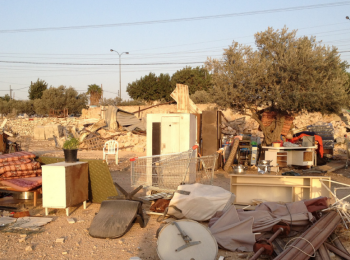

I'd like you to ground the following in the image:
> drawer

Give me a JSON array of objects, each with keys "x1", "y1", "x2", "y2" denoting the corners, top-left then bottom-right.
[{"x1": 277, "y1": 152, "x2": 287, "y2": 156}]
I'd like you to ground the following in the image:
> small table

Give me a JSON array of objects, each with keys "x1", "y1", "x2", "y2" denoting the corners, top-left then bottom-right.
[
  {"x1": 262, "y1": 146, "x2": 317, "y2": 168},
  {"x1": 42, "y1": 161, "x2": 88, "y2": 216}
]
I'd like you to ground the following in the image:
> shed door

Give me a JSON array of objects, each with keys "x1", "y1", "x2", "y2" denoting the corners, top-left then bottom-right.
[{"x1": 161, "y1": 117, "x2": 180, "y2": 154}]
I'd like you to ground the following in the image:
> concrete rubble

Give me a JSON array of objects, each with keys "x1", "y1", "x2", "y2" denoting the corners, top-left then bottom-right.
[{"x1": 3, "y1": 105, "x2": 350, "y2": 155}]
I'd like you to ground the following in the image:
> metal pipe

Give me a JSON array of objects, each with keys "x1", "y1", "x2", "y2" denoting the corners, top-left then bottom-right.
[
  {"x1": 325, "y1": 242, "x2": 350, "y2": 260},
  {"x1": 249, "y1": 228, "x2": 283, "y2": 260},
  {"x1": 315, "y1": 244, "x2": 331, "y2": 260},
  {"x1": 329, "y1": 233, "x2": 349, "y2": 254}
]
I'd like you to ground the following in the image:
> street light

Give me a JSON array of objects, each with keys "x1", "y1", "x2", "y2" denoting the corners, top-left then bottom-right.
[{"x1": 110, "y1": 49, "x2": 129, "y2": 99}]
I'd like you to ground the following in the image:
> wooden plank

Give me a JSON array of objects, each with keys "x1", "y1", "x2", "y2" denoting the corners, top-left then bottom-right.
[{"x1": 224, "y1": 138, "x2": 239, "y2": 172}]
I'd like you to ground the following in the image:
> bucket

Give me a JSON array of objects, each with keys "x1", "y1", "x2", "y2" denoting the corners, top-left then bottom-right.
[{"x1": 63, "y1": 149, "x2": 78, "y2": 163}]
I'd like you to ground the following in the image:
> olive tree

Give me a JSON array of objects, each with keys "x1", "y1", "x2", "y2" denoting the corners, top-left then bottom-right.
[
  {"x1": 206, "y1": 27, "x2": 349, "y2": 145},
  {"x1": 34, "y1": 85, "x2": 87, "y2": 115}
]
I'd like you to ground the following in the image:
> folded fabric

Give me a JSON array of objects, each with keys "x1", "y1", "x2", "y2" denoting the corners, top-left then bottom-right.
[
  {"x1": 0, "y1": 169, "x2": 42, "y2": 180},
  {"x1": 0, "y1": 176, "x2": 42, "y2": 191},
  {"x1": 0, "y1": 161, "x2": 41, "y2": 174},
  {"x1": 209, "y1": 205, "x2": 255, "y2": 252},
  {"x1": 167, "y1": 183, "x2": 235, "y2": 221},
  {"x1": 1, "y1": 173, "x2": 41, "y2": 181},
  {"x1": 255, "y1": 201, "x2": 314, "y2": 227},
  {"x1": 0, "y1": 152, "x2": 36, "y2": 163},
  {"x1": 0, "y1": 158, "x2": 32, "y2": 167},
  {"x1": 303, "y1": 197, "x2": 328, "y2": 212}
]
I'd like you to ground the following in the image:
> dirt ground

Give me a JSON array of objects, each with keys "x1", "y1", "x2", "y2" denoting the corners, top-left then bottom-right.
[{"x1": 1, "y1": 138, "x2": 350, "y2": 259}]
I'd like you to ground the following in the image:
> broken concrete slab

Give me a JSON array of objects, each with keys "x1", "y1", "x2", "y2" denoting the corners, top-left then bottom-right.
[
  {"x1": 0, "y1": 216, "x2": 16, "y2": 226},
  {"x1": 56, "y1": 238, "x2": 65, "y2": 243},
  {"x1": 44, "y1": 124, "x2": 64, "y2": 139},
  {"x1": 33, "y1": 126, "x2": 46, "y2": 140},
  {"x1": 10, "y1": 217, "x2": 52, "y2": 230},
  {"x1": 67, "y1": 218, "x2": 75, "y2": 224}
]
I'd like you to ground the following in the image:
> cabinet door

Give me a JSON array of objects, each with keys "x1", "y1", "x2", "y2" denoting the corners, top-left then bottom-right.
[
  {"x1": 161, "y1": 117, "x2": 180, "y2": 154},
  {"x1": 42, "y1": 167, "x2": 66, "y2": 208}
]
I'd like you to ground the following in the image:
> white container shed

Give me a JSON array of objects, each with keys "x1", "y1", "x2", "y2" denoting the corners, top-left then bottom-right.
[{"x1": 146, "y1": 113, "x2": 197, "y2": 156}]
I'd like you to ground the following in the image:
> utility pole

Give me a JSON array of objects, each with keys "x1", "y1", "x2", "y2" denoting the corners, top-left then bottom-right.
[{"x1": 9, "y1": 85, "x2": 12, "y2": 100}]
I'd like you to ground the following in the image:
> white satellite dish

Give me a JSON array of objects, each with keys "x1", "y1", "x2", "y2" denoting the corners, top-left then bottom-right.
[{"x1": 157, "y1": 219, "x2": 218, "y2": 260}]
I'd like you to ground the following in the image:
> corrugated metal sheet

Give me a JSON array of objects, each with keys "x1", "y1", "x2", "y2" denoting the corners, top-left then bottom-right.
[
  {"x1": 102, "y1": 106, "x2": 145, "y2": 131},
  {"x1": 117, "y1": 110, "x2": 141, "y2": 126}
]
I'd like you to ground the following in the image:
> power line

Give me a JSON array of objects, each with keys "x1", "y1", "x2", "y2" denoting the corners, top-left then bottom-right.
[
  {"x1": 1, "y1": 2, "x2": 349, "y2": 33},
  {"x1": 0, "y1": 61, "x2": 205, "y2": 66}
]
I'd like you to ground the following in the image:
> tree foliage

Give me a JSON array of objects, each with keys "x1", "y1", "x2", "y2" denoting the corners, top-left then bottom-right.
[
  {"x1": 170, "y1": 66, "x2": 212, "y2": 95},
  {"x1": 126, "y1": 67, "x2": 212, "y2": 101},
  {"x1": 0, "y1": 94, "x2": 11, "y2": 102},
  {"x1": 190, "y1": 90, "x2": 213, "y2": 104},
  {"x1": 127, "y1": 73, "x2": 173, "y2": 101},
  {"x1": 0, "y1": 100, "x2": 35, "y2": 115},
  {"x1": 87, "y1": 84, "x2": 102, "y2": 106},
  {"x1": 28, "y1": 79, "x2": 48, "y2": 100},
  {"x1": 206, "y1": 27, "x2": 349, "y2": 144},
  {"x1": 34, "y1": 86, "x2": 87, "y2": 115}
]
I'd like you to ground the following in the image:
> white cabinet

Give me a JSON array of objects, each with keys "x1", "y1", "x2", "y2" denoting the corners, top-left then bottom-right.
[
  {"x1": 42, "y1": 161, "x2": 89, "y2": 216},
  {"x1": 263, "y1": 146, "x2": 316, "y2": 167}
]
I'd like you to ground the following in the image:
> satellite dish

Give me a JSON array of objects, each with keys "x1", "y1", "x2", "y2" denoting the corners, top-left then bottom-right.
[{"x1": 157, "y1": 220, "x2": 218, "y2": 260}]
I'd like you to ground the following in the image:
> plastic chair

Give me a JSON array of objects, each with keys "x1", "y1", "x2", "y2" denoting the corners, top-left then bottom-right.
[{"x1": 103, "y1": 140, "x2": 119, "y2": 165}]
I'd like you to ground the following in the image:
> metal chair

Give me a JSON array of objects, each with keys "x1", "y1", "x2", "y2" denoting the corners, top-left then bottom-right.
[{"x1": 103, "y1": 140, "x2": 119, "y2": 165}]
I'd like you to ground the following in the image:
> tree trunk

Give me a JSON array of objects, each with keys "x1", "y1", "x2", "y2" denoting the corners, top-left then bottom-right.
[{"x1": 251, "y1": 112, "x2": 286, "y2": 146}]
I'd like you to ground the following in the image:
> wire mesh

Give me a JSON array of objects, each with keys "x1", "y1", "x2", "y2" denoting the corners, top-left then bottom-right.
[{"x1": 130, "y1": 149, "x2": 217, "y2": 192}]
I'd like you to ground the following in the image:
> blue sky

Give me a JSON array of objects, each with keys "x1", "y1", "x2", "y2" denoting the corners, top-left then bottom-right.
[{"x1": 0, "y1": 0, "x2": 349, "y2": 100}]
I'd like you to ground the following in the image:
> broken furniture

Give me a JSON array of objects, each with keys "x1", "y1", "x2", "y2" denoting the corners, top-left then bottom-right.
[
  {"x1": 103, "y1": 140, "x2": 119, "y2": 165},
  {"x1": 38, "y1": 157, "x2": 118, "y2": 203},
  {"x1": 157, "y1": 219, "x2": 218, "y2": 260},
  {"x1": 229, "y1": 174, "x2": 330, "y2": 205},
  {"x1": 89, "y1": 183, "x2": 145, "y2": 239},
  {"x1": 42, "y1": 161, "x2": 88, "y2": 216},
  {"x1": 238, "y1": 139, "x2": 252, "y2": 166},
  {"x1": 147, "y1": 113, "x2": 197, "y2": 156},
  {"x1": 263, "y1": 145, "x2": 317, "y2": 168}
]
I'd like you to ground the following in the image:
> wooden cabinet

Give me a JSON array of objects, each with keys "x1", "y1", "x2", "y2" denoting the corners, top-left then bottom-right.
[
  {"x1": 42, "y1": 161, "x2": 88, "y2": 216},
  {"x1": 229, "y1": 174, "x2": 330, "y2": 205}
]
